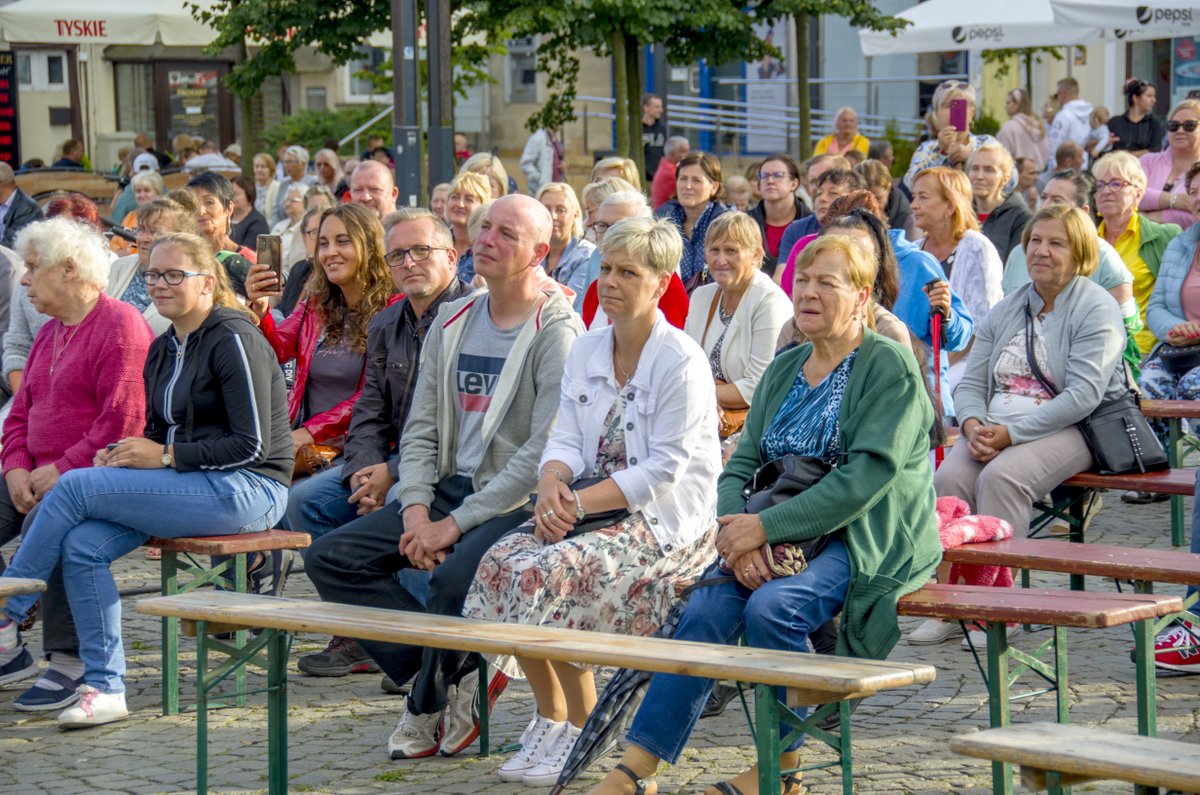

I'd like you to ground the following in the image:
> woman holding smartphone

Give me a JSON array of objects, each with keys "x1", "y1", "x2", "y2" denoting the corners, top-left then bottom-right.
[{"x1": 905, "y1": 81, "x2": 1012, "y2": 195}]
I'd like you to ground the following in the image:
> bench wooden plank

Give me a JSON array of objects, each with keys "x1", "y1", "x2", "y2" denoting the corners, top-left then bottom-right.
[
  {"x1": 137, "y1": 591, "x2": 935, "y2": 697},
  {"x1": 1062, "y1": 467, "x2": 1196, "y2": 495},
  {"x1": 897, "y1": 584, "x2": 1182, "y2": 627},
  {"x1": 942, "y1": 538, "x2": 1200, "y2": 587},
  {"x1": 950, "y1": 723, "x2": 1200, "y2": 793},
  {"x1": 146, "y1": 530, "x2": 310, "y2": 555},
  {"x1": 0, "y1": 578, "x2": 46, "y2": 599},
  {"x1": 1140, "y1": 398, "x2": 1200, "y2": 420}
]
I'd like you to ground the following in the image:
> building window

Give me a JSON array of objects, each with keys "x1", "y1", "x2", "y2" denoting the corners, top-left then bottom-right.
[
  {"x1": 114, "y1": 63, "x2": 155, "y2": 139},
  {"x1": 507, "y1": 37, "x2": 538, "y2": 104},
  {"x1": 306, "y1": 87, "x2": 327, "y2": 111},
  {"x1": 344, "y1": 46, "x2": 390, "y2": 103},
  {"x1": 16, "y1": 50, "x2": 68, "y2": 92}
]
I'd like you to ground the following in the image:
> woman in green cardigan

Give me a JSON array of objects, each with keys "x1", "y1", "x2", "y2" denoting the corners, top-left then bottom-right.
[{"x1": 588, "y1": 235, "x2": 941, "y2": 795}]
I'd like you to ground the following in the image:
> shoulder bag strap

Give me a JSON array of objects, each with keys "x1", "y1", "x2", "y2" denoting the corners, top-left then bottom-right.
[
  {"x1": 1024, "y1": 301, "x2": 1060, "y2": 398},
  {"x1": 702, "y1": 288, "x2": 723, "y2": 346}
]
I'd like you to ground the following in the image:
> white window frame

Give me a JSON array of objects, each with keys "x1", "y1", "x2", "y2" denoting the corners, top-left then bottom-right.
[
  {"x1": 342, "y1": 46, "x2": 392, "y2": 104},
  {"x1": 17, "y1": 50, "x2": 68, "y2": 92}
]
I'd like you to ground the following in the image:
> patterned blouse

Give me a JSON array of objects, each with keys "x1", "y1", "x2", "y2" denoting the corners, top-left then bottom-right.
[{"x1": 760, "y1": 349, "x2": 858, "y2": 464}]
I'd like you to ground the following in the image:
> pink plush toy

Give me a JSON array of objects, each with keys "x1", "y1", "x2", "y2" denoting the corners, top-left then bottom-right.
[{"x1": 936, "y1": 496, "x2": 1015, "y2": 588}]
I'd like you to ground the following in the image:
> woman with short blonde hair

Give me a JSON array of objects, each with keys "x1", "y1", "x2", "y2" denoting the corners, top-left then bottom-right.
[
  {"x1": 591, "y1": 157, "x2": 642, "y2": 191},
  {"x1": 969, "y1": 141, "x2": 1031, "y2": 261},
  {"x1": 445, "y1": 172, "x2": 492, "y2": 281},
  {"x1": 460, "y1": 152, "x2": 509, "y2": 198},
  {"x1": 536, "y1": 182, "x2": 595, "y2": 295}
]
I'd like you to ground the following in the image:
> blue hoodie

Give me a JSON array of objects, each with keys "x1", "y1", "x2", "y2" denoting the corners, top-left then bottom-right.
[{"x1": 888, "y1": 229, "x2": 974, "y2": 416}]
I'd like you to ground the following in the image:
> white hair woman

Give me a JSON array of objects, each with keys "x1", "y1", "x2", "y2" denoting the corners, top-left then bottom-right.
[
  {"x1": 0, "y1": 217, "x2": 153, "y2": 713},
  {"x1": 464, "y1": 215, "x2": 721, "y2": 787}
]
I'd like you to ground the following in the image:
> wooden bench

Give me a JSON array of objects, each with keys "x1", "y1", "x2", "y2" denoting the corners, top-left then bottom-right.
[
  {"x1": 137, "y1": 591, "x2": 937, "y2": 795},
  {"x1": 950, "y1": 722, "x2": 1200, "y2": 795},
  {"x1": 898, "y1": 584, "x2": 1182, "y2": 795},
  {"x1": 0, "y1": 577, "x2": 46, "y2": 609},
  {"x1": 145, "y1": 530, "x2": 310, "y2": 716},
  {"x1": 1141, "y1": 399, "x2": 1200, "y2": 548},
  {"x1": 1032, "y1": 468, "x2": 1196, "y2": 548}
]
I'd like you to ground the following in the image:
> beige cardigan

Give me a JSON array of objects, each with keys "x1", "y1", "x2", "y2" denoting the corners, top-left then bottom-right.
[{"x1": 107, "y1": 254, "x2": 171, "y2": 336}]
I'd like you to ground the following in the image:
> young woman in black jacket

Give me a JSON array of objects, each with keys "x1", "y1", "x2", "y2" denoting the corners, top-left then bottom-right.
[{"x1": 0, "y1": 232, "x2": 291, "y2": 729}]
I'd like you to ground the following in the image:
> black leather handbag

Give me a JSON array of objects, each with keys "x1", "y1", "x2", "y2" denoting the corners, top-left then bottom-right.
[
  {"x1": 1024, "y1": 303, "x2": 1167, "y2": 475},
  {"x1": 720, "y1": 455, "x2": 835, "y2": 577},
  {"x1": 1155, "y1": 342, "x2": 1200, "y2": 376}
]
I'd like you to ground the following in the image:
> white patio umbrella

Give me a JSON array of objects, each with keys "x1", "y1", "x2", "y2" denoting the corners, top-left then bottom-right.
[
  {"x1": 0, "y1": 0, "x2": 219, "y2": 46},
  {"x1": 859, "y1": 0, "x2": 1105, "y2": 56},
  {"x1": 1052, "y1": 0, "x2": 1200, "y2": 35}
]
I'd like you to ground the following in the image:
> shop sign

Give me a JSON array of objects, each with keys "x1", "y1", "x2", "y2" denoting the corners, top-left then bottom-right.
[{"x1": 0, "y1": 53, "x2": 20, "y2": 167}]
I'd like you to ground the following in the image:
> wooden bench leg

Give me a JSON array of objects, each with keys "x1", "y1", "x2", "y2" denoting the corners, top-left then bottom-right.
[
  {"x1": 1169, "y1": 418, "x2": 1186, "y2": 548},
  {"x1": 196, "y1": 619, "x2": 210, "y2": 795},
  {"x1": 984, "y1": 623, "x2": 1014, "y2": 795},
  {"x1": 754, "y1": 683, "x2": 784, "y2": 795},
  {"x1": 267, "y1": 628, "x2": 289, "y2": 795},
  {"x1": 1133, "y1": 618, "x2": 1157, "y2": 740},
  {"x1": 477, "y1": 654, "x2": 490, "y2": 757}
]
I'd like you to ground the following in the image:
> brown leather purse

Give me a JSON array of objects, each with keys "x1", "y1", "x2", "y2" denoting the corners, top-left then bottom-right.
[
  {"x1": 704, "y1": 292, "x2": 749, "y2": 439},
  {"x1": 293, "y1": 443, "x2": 340, "y2": 479}
]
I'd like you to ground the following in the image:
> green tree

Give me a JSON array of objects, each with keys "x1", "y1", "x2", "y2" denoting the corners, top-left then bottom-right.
[{"x1": 980, "y1": 47, "x2": 1065, "y2": 106}]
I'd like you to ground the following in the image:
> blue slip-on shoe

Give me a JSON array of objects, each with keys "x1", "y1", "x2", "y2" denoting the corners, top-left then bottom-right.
[
  {"x1": 0, "y1": 647, "x2": 38, "y2": 687},
  {"x1": 14, "y1": 668, "x2": 85, "y2": 711}
]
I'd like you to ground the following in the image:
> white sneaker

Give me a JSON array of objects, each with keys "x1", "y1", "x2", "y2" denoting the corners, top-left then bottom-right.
[
  {"x1": 906, "y1": 619, "x2": 961, "y2": 645},
  {"x1": 521, "y1": 721, "x2": 582, "y2": 786},
  {"x1": 387, "y1": 707, "x2": 443, "y2": 759},
  {"x1": 963, "y1": 622, "x2": 1022, "y2": 650},
  {"x1": 56, "y1": 685, "x2": 128, "y2": 729},
  {"x1": 497, "y1": 714, "x2": 568, "y2": 782}
]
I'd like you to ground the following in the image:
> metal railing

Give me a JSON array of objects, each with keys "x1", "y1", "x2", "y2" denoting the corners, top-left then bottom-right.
[
  {"x1": 339, "y1": 106, "x2": 395, "y2": 155},
  {"x1": 576, "y1": 94, "x2": 923, "y2": 155}
]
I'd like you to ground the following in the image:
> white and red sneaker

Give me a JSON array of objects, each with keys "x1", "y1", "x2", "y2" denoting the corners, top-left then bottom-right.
[
  {"x1": 1153, "y1": 618, "x2": 1200, "y2": 673},
  {"x1": 56, "y1": 685, "x2": 129, "y2": 729}
]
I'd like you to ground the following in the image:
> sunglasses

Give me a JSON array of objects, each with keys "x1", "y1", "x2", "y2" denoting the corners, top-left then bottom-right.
[{"x1": 1168, "y1": 120, "x2": 1200, "y2": 133}]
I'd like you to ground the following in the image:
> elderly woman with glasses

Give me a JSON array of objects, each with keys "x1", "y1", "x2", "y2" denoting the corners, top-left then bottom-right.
[
  {"x1": 1094, "y1": 152, "x2": 1182, "y2": 358},
  {"x1": 1138, "y1": 98, "x2": 1200, "y2": 229}
]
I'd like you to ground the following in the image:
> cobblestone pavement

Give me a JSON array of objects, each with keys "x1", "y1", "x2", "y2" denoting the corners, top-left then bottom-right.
[{"x1": 2, "y1": 490, "x2": 1199, "y2": 795}]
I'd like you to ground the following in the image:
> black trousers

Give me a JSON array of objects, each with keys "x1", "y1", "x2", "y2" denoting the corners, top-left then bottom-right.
[
  {"x1": 305, "y1": 475, "x2": 530, "y2": 715},
  {"x1": 0, "y1": 484, "x2": 79, "y2": 658}
]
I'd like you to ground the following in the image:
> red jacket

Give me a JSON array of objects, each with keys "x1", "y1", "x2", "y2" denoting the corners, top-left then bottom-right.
[
  {"x1": 258, "y1": 294, "x2": 402, "y2": 443},
  {"x1": 582, "y1": 272, "x2": 689, "y2": 329}
]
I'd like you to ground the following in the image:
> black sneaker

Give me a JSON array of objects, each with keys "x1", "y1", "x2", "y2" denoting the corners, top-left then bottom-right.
[
  {"x1": 701, "y1": 683, "x2": 740, "y2": 718},
  {"x1": 249, "y1": 549, "x2": 296, "y2": 598},
  {"x1": 0, "y1": 647, "x2": 38, "y2": 687},
  {"x1": 297, "y1": 636, "x2": 381, "y2": 677}
]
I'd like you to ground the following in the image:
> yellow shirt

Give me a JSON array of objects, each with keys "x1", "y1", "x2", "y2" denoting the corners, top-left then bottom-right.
[
  {"x1": 813, "y1": 133, "x2": 869, "y2": 157},
  {"x1": 1100, "y1": 213, "x2": 1157, "y2": 354}
]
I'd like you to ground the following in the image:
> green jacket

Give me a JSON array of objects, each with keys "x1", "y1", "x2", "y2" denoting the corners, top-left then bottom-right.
[
  {"x1": 1137, "y1": 213, "x2": 1183, "y2": 278},
  {"x1": 717, "y1": 329, "x2": 942, "y2": 661}
]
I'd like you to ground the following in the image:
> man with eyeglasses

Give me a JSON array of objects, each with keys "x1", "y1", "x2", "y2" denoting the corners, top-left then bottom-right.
[
  {"x1": 293, "y1": 208, "x2": 473, "y2": 681},
  {"x1": 306, "y1": 194, "x2": 582, "y2": 760},
  {"x1": 273, "y1": 145, "x2": 317, "y2": 226},
  {"x1": 349, "y1": 160, "x2": 401, "y2": 219}
]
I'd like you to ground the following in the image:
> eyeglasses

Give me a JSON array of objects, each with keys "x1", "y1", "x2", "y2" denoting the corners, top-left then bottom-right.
[
  {"x1": 1168, "y1": 120, "x2": 1200, "y2": 133},
  {"x1": 591, "y1": 221, "x2": 611, "y2": 236},
  {"x1": 758, "y1": 170, "x2": 791, "y2": 183},
  {"x1": 384, "y1": 245, "x2": 448, "y2": 267},
  {"x1": 142, "y1": 269, "x2": 206, "y2": 286},
  {"x1": 1095, "y1": 179, "x2": 1135, "y2": 193},
  {"x1": 303, "y1": 227, "x2": 319, "y2": 239}
]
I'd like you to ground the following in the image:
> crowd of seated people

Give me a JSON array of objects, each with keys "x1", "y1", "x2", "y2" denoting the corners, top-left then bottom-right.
[{"x1": 1, "y1": 88, "x2": 1199, "y2": 795}]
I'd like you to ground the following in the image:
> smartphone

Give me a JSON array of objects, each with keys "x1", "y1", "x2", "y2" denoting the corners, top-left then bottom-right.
[
  {"x1": 256, "y1": 234, "x2": 284, "y2": 294},
  {"x1": 949, "y1": 98, "x2": 968, "y2": 132}
]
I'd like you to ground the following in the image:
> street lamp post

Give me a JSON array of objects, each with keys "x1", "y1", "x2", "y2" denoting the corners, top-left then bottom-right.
[
  {"x1": 427, "y1": 0, "x2": 454, "y2": 189},
  {"x1": 391, "y1": 0, "x2": 422, "y2": 206}
]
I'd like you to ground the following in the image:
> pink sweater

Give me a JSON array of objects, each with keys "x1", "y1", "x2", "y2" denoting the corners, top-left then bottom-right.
[
  {"x1": 1138, "y1": 150, "x2": 1194, "y2": 230},
  {"x1": 2, "y1": 293, "x2": 152, "y2": 474}
]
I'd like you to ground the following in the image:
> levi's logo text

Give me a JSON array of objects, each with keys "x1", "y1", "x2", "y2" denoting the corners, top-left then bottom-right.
[
  {"x1": 1137, "y1": 6, "x2": 1193, "y2": 25},
  {"x1": 952, "y1": 26, "x2": 1004, "y2": 44},
  {"x1": 457, "y1": 353, "x2": 504, "y2": 413}
]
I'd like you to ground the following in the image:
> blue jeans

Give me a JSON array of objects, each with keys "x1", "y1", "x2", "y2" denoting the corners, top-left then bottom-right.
[
  {"x1": 284, "y1": 461, "x2": 402, "y2": 543},
  {"x1": 2, "y1": 466, "x2": 288, "y2": 694},
  {"x1": 625, "y1": 537, "x2": 851, "y2": 763}
]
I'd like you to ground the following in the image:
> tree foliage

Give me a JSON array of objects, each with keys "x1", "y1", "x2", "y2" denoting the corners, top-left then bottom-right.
[{"x1": 981, "y1": 47, "x2": 1065, "y2": 104}]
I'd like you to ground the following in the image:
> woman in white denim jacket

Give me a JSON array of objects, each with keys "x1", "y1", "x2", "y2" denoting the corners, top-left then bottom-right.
[{"x1": 462, "y1": 215, "x2": 721, "y2": 787}]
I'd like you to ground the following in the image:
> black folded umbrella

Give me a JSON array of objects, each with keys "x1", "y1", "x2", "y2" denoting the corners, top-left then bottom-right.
[{"x1": 551, "y1": 572, "x2": 735, "y2": 794}]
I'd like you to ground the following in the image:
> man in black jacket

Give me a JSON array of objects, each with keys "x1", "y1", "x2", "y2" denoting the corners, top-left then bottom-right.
[
  {"x1": 0, "y1": 163, "x2": 42, "y2": 249},
  {"x1": 293, "y1": 207, "x2": 471, "y2": 678}
]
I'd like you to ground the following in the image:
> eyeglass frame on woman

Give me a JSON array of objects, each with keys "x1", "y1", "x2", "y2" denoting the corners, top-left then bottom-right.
[
  {"x1": 1167, "y1": 119, "x2": 1200, "y2": 133},
  {"x1": 141, "y1": 269, "x2": 207, "y2": 286},
  {"x1": 384, "y1": 245, "x2": 449, "y2": 267},
  {"x1": 1095, "y1": 178, "x2": 1136, "y2": 193},
  {"x1": 758, "y1": 170, "x2": 791, "y2": 182}
]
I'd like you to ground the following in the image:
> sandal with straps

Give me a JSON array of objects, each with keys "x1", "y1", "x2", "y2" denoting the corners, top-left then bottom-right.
[
  {"x1": 615, "y1": 763, "x2": 653, "y2": 794},
  {"x1": 710, "y1": 772, "x2": 804, "y2": 795}
]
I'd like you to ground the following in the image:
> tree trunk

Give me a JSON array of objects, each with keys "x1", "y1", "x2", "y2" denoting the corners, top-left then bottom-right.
[
  {"x1": 624, "y1": 33, "x2": 644, "y2": 179},
  {"x1": 611, "y1": 32, "x2": 630, "y2": 158},
  {"x1": 795, "y1": 13, "x2": 812, "y2": 160},
  {"x1": 1024, "y1": 51, "x2": 1034, "y2": 101},
  {"x1": 235, "y1": 34, "x2": 259, "y2": 180}
]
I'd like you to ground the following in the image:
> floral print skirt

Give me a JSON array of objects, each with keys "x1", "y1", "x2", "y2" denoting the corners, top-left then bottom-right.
[{"x1": 462, "y1": 515, "x2": 714, "y2": 678}]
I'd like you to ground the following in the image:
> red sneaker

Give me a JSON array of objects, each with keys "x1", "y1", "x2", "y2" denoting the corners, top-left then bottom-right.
[{"x1": 1153, "y1": 618, "x2": 1200, "y2": 673}]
